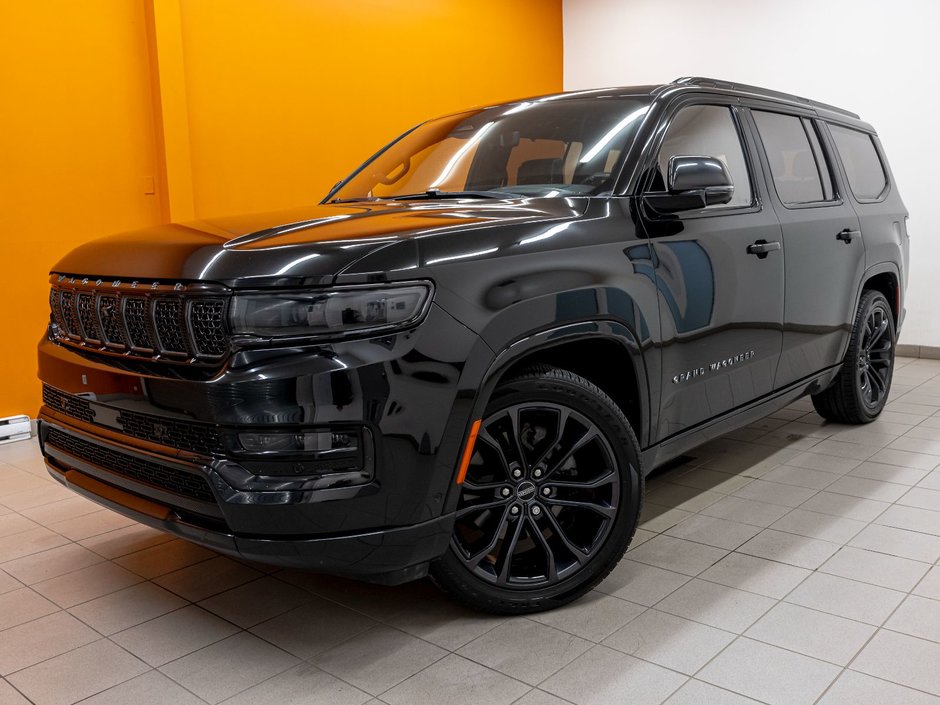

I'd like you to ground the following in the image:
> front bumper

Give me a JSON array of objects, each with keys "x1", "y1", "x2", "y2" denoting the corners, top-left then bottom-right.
[
  {"x1": 39, "y1": 415, "x2": 455, "y2": 583},
  {"x1": 36, "y1": 302, "x2": 485, "y2": 581}
]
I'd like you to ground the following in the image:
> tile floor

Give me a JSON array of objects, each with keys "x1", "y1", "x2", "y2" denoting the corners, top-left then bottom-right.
[{"x1": 1, "y1": 356, "x2": 940, "y2": 704}]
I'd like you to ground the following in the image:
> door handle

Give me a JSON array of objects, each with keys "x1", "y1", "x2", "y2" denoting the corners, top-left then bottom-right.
[
  {"x1": 746, "y1": 240, "x2": 781, "y2": 259},
  {"x1": 837, "y1": 228, "x2": 861, "y2": 243}
]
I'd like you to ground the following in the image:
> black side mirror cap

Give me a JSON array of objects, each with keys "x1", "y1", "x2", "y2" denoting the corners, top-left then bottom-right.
[{"x1": 643, "y1": 155, "x2": 735, "y2": 213}]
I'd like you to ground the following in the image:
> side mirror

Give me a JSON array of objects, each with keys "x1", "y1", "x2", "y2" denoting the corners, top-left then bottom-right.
[{"x1": 644, "y1": 156, "x2": 735, "y2": 213}]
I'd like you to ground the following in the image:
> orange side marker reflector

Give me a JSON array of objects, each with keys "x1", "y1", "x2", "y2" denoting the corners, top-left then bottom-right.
[{"x1": 456, "y1": 419, "x2": 482, "y2": 485}]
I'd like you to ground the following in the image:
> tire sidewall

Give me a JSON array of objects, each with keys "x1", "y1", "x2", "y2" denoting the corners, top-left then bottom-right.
[
  {"x1": 850, "y1": 292, "x2": 896, "y2": 421},
  {"x1": 434, "y1": 370, "x2": 642, "y2": 613}
]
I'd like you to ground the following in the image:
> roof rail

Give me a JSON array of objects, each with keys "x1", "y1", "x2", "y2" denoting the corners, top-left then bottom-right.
[{"x1": 670, "y1": 77, "x2": 860, "y2": 119}]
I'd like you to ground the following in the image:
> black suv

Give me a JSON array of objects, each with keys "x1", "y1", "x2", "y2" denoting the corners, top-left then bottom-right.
[{"x1": 38, "y1": 77, "x2": 908, "y2": 613}]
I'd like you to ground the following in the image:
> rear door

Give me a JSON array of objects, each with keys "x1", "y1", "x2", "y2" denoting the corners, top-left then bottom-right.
[
  {"x1": 745, "y1": 107, "x2": 866, "y2": 388},
  {"x1": 826, "y1": 123, "x2": 907, "y2": 305},
  {"x1": 638, "y1": 100, "x2": 785, "y2": 441}
]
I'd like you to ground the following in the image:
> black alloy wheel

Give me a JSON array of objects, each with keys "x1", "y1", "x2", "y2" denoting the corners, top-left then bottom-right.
[
  {"x1": 813, "y1": 290, "x2": 896, "y2": 423},
  {"x1": 431, "y1": 366, "x2": 643, "y2": 614},
  {"x1": 857, "y1": 303, "x2": 893, "y2": 407}
]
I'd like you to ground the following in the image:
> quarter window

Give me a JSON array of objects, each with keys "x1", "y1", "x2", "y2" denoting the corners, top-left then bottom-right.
[
  {"x1": 656, "y1": 105, "x2": 752, "y2": 209},
  {"x1": 829, "y1": 124, "x2": 888, "y2": 200},
  {"x1": 753, "y1": 110, "x2": 832, "y2": 205}
]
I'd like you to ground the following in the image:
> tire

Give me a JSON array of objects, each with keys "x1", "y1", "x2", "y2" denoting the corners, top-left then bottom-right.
[
  {"x1": 812, "y1": 290, "x2": 896, "y2": 424},
  {"x1": 431, "y1": 365, "x2": 643, "y2": 614}
]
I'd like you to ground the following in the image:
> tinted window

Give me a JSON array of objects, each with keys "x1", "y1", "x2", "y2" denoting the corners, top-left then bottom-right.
[
  {"x1": 829, "y1": 124, "x2": 887, "y2": 200},
  {"x1": 656, "y1": 105, "x2": 752, "y2": 209},
  {"x1": 753, "y1": 110, "x2": 830, "y2": 204}
]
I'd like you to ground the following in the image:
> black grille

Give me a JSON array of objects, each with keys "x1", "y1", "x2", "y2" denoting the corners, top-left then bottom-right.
[
  {"x1": 154, "y1": 298, "x2": 189, "y2": 354},
  {"x1": 42, "y1": 386, "x2": 95, "y2": 424},
  {"x1": 77, "y1": 293, "x2": 101, "y2": 341},
  {"x1": 46, "y1": 427, "x2": 215, "y2": 503},
  {"x1": 42, "y1": 385, "x2": 224, "y2": 455},
  {"x1": 49, "y1": 289, "x2": 66, "y2": 332},
  {"x1": 124, "y1": 297, "x2": 155, "y2": 350},
  {"x1": 59, "y1": 290, "x2": 80, "y2": 337},
  {"x1": 97, "y1": 295, "x2": 126, "y2": 347},
  {"x1": 49, "y1": 278, "x2": 229, "y2": 363},
  {"x1": 116, "y1": 411, "x2": 224, "y2": 455},
  {"x1": 190, "y1": 299, "x2": 228, "y2": 357}
]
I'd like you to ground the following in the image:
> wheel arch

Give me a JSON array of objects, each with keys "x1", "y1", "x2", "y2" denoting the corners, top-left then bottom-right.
[
  {"x1": 496, "y1": 337, "x2": 644, "y2": 440},
  {"x1": 859, "y1": 263, "x2": 901, "y2": 326},
  {"x1": 442, "y1": 321, "x2": 652, "y2": 515},
  {"x1": 469, "y1": 321, "x2": 651, "y2": 449}
]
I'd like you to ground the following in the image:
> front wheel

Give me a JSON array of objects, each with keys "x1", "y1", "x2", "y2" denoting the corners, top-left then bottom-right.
[
  {"x1": 812, "y1": 289, "x2": 896, "y2": 423},
  {"x1": 430, "y1": 366, "x2": 643, "y2": 614}
]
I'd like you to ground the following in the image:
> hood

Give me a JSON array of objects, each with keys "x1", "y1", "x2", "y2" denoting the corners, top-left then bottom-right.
[{"x1": 52, "y1": 198, "x2": 588, "y2": 287}]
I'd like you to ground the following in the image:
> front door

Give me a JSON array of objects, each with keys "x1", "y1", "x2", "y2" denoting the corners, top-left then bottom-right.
[
  {"x1": 745, "y1": 108, "x2": 867, "y2": 388},
  {"x1": 639, "y1": 101, "x2": 785, "y2": 441}
]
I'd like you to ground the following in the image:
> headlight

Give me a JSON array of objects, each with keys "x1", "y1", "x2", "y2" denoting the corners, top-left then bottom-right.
[{"x1": 230, "y1": 283, "x2": 431, "y2": 339}]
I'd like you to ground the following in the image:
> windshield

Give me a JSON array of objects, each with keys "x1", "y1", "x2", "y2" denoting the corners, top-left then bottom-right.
[{"x1": 329, "y1": 97, "x2": 651, "y2": 201}]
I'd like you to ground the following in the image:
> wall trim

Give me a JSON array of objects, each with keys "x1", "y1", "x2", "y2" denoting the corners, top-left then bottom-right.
[
  {"x1": 144, "y1": 0, "x2": 195, "y2": 223},
  {"x1": 897, "y1": 344, "x2": 940, "y2": 360}
]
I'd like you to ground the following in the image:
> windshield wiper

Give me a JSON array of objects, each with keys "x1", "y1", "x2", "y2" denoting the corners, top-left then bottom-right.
[
  {"x1": 329, "y1": 196, "x2": 380, "y2": 204},
  {"x1": 387, "y1": 189, "x2": 520, "y2": 201}
]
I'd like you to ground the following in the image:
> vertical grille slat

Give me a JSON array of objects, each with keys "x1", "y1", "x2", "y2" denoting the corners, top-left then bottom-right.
[
  {"x1": 59, "y1": 290, "x2": 80, "y2": 337},
  {"x1": 154, "y1": 298, "x2": 189, "y2": 355},
  {"x1": 124, "y1": 296, "x2": 155, "y2": 350},
  {"x1": 77, "y1": 294, "x2": 101, "y2": 342},
  {"x1": 190, "y1": 299, "x2": 228, "y2": 358},
  {"x1": 97, "y1": 294, "x2": 126, "y2": 348},
  {"x1": 48, "y1": 278, "x2": 229, "y2": 364},
  {"x1": 49, "y1": 288, "x2": 66, "y2": 332}
]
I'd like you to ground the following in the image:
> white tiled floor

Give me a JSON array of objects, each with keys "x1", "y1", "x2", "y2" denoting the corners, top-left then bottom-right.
[{"x1": 2, "y1": 356, "x2": 940, "y2": 704}]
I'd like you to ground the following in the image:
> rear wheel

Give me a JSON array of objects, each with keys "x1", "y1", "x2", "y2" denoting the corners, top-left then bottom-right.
[
  {"x1": 431, "y1": 366, "x2": 642, "y2": 614},
  {"x1": 812, "y1": 290, "x2": 895, "y2": 423}
]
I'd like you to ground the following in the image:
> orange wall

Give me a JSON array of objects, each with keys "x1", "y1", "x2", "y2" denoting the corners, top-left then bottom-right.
[
  {"x1": 179, "y1": 0, "x2": 564, "y2": 216},
  {"x1": 0, "y1": 0, "x2": 562, "y2": 418},
  {"x1": 0, "y1": 1, "x2": 163, "y2": 419}
]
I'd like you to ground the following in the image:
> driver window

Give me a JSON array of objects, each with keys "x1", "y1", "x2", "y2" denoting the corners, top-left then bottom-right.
[{"x1": 656, "y1": 105, "x2": 752, "y2": 209}]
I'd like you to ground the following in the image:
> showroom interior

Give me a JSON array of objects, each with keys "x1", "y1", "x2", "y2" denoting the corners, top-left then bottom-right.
[{"x1": 2, "y1": 0, "x2": 940, "y2": 703}]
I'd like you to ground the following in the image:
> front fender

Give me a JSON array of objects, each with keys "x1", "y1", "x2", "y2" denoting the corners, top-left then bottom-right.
[{"x1": 439, "y1": 316, "x2": 654, "y2": 513}]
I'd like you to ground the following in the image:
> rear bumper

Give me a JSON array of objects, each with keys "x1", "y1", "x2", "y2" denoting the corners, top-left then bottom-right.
[{"x1": 40, "y1": 418, "x2": 454, "y2": 583}]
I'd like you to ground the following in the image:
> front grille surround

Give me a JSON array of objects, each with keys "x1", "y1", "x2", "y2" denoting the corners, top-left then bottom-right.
[{"x1": 48, "y1": 275, "x2": 230, "y2": 364}]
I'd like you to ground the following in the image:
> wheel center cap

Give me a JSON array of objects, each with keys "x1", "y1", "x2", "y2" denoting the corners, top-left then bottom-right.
[{"x1": 516, "y1": 481, "x2": 537, "y2": 502}]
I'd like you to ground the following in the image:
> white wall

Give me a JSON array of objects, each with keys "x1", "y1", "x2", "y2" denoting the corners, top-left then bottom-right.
[{"x1": 564, "y1": 0, "x2": 940, "y2": 347}]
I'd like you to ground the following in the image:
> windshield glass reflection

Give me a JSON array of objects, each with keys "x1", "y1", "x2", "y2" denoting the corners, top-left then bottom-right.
[{"x1": 330, "y1": 98, "x2": 651, "y2": 202}]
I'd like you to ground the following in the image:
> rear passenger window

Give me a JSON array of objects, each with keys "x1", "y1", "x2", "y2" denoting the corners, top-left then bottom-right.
[
  {"x1": 656, "y1": 105, "x2": 752, "y2": 209},
  {"x1": 828, "y1": 124, "x2": 888, "y2": 200},
  {"x1": 753, "y1": 110, "x2": 832, "y2": 205}
]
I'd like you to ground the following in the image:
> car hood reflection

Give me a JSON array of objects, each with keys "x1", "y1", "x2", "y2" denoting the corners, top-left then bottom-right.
[{"x1": 51, "y1": 198, "x2": 588, "y2": 286}]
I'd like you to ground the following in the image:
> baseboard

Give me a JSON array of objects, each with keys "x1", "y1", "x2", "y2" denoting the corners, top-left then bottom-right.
[{"x1": 897, "y1": 344, "x2": 940, "y2": 360}]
